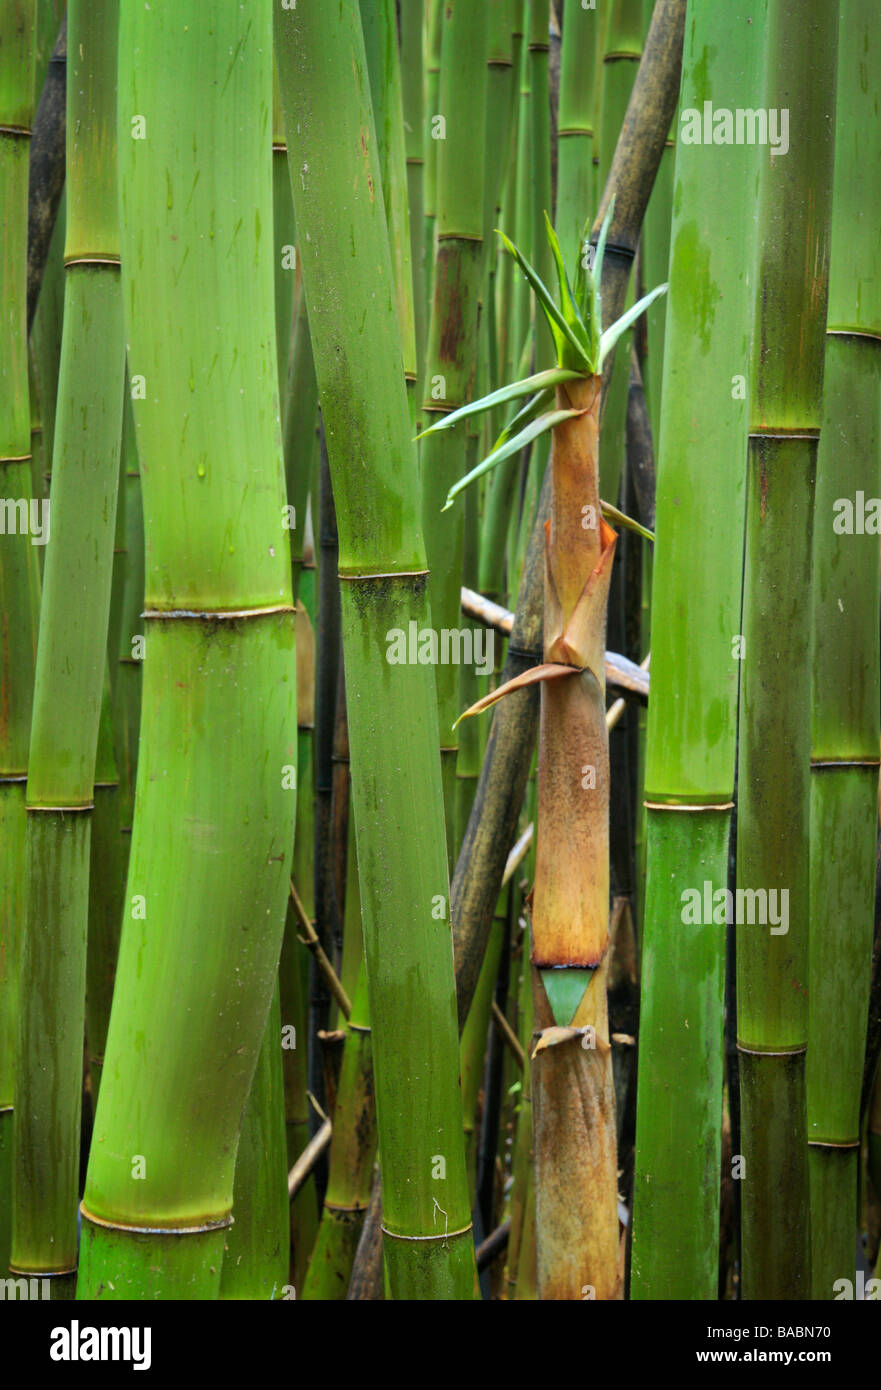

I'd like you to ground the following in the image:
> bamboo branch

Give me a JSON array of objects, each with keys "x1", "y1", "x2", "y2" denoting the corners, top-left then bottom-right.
[
  {"x1": 492, "y1": 1001, "x2": 525, "y2": 1071},
  {"x1": 607, "y1": 654, "x2": 651, "y2": 731},
  {"x1": 289, "y1": 879, "x2": 352, "y2": 1021},
  {"x1": 475, "y1": 1218, "x2": 512, "y2": 1272},
  {"x1": 288, "y1": 1119, "x2": 333, "y2": 1201},
  {"x1": 502, "y1": 823, "x2": 533, "y2": 886}
]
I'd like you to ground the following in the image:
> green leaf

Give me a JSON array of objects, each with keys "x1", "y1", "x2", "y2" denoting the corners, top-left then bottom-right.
[
  {"x1": 442, "y1": 408, "x2": 585, "y2": 511},
  {"x1": 601, "y1": 498, "x2": 655, "y2": 542},
  {"x1": 573, "y1": 212, "x2": 592, "y2": 318},
  {"x1": 415, "y1": 367, "x2": 583, "y2": 441},
  {"x1": 493, "y1": 385, "x2": 555, "y2": 453},
  {"x1": 544, "y1": 211, "x2": 590, "y2": 356},
  {"x1": 598, "y1": 282, "x2": 668, "y2": 372},
  {"x1": 497, "y1": 229, "x2": 591, "y2": 372}
]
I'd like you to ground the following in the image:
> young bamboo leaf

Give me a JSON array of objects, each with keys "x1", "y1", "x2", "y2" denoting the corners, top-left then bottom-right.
[
  {"x1": 493, "y1": 385, "x2": 555, "y2": 453},
  {"x1": 600, "y1": 499, "x2": 655, "y2": 542},
  {"x1": 415, "y1": 366, "x2": 582, "y2": 440},
  {"x1": 573, "y1": 213, "x2": 592, "y2": 321},
  {"x1": 442, "y1": 408, "x2": 585, "y2": 511},
  {"x1": 497, "y1": 229, "x2": 591, "y2": 371},
  {"x1": 543, "y1": 211, "x2": 590, "y2": 355},
  {"x1": 599, "y1": 283, "x2": 668, "y2": 372}
]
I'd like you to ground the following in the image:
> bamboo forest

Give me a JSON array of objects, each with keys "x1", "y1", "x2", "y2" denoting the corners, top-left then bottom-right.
[{"x1": 2, "y1": 0, "x2": 881, "y2": 1331}]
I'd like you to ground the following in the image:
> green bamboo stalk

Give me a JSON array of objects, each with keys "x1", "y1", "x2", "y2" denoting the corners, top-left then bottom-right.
[
  {"x1": 457, "y1": 435, "x2": 483, "y2": 847},
  {"x1": 29, "y1": 0, "x2": 66, "y2": 467},
  {"x1": 300, "y1": 935, "x2": 376, "y2": 1300},
  {"x1": 528, "y1": 0, "x2": 553, "y2": 369},
  {"x1": 401, "y1": 0, "x2": 427, "y2": 389},
  {"x1": 807, "y1": 0, "x2": 881, "y2": 1298},
  {"x1": 555, "y1": 0, "x2": 597, "y2": 266},
  {"x1": 112, "y1": 386, "x2": 143, "y2": 861},
  {"x1": 0, "y1": 0, "x2": 39, "y2": 1276},
  {"x1": 220, "y1": 986, "x2": 289, "y2": 1301},
  {"x1": 230, "y1": 82, "x2": 298, "y2": 1258},
  {"x1": 737, "y1": 0, "x2": 838, "y2": 1301},
  {"x1": 423, "y1": 0, "x2": 443, "y2": 308},
  {"x1": 638, "y1": 0, "x2": 673, "y2": 449},
  {"x1": 596, "y1": 0, "x2": 642, "y2": 505},
  {"x1": 483, "y1": 21, "x2": 531, "y2": 602},
  {"x1": 460, "y1": 918, "x2": 505, "y2": 1194},
  {"x1": 11, "y1": 0, "x2": 123, "y2": 1295},
  {"x1": 77, "y1": 0, "x2": 296, "y2": 1299},
  {"x1": 495, "y1": 1, "x2": 526, "y2": 396},
  {"x1": 630, "y1": 0, "x2": 763, "y2": 1299},
  {"x1": 360, "y1": 0, "x2": 418, "y2": 409},
  {"x1": 277, "y1": 0, "x2": 477, "y2": 1300},
  {"x1": 85, "y1": 674, "x2": 123, "y2": 1108},
  {"x1": 419, "y1": 0, "x2": 489, "y2": 859},
  {"x1": 280, "y1": 587, "x2": 319, "y2": 1287}
]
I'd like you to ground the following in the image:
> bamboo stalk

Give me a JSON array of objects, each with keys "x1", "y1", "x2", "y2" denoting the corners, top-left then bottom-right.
[
  {"x1": 360, "y1": 0, "x2": 417, "y2": 410},
  {"x1": 11, "y1": 0, "x2": 123, "y2": 1296},
  {"x1": 555, "y1": 0, "x2": 597, "y2": 265},
  {"x1": 736, "y1": 0, "x2": 839, "y2": 1301},
  {"x1": 806, "y1": 0, "x2": 881, "y2": 1298},
  {"x1": 0, "y1": 0, "x2": 39, "y2": 1276},
  {"x1": 277, "y1": 0, "x2": 477, "y2": 1299},
  {"x1": 419, "y1": 0, "x2": 490, "y2": 860},
  {"x1": 220, "y1": 986, "x2": 289, "y2": 1301},
  {"x1": 78, "y1": 0, "x2": 296, "y2": 1299},
  {"x1": 630, "y1": 0, "x2": 763, "y2": 1299}
]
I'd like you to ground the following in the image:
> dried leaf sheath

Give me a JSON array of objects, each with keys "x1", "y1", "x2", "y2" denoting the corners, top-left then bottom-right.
[
  {"x1": 458, "y1": 378, "x2": 619, "y2": 1297},
  {"x1": 531, "y1": 957, "x2": 619, "y2": 1301},
  {"x1": 438, "y1": 208, "x2": 663, "y2": 1301},
  {"x1": 531, "y1": 373, "x2": 618, "y2": 1299}
]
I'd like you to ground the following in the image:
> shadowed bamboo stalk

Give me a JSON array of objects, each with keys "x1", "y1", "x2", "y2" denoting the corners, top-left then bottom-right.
[
  {"x1": 806, "y1": 0, "x2": 881, "y2": 1298},
  {"x1": 77, "y1": 0, "x2": 296, "y2": 1299},
  {"x1": 630, "y1": 0, "x2": 763, "y2": 1300},
  {"x1": 280, "y1": 576, "x2": 319, "y2": 1288},
  {"x1": 0, "y1": 0, "x2": 39, "y2": 1275},
  {"x1": 85, "y1": 675, "x2": 124, "y2": 1109},
  {"x1": 220, "y1": 986, "x2": 289, "y2": 1301},
  {"x1": 11, "y1": 0, "x2": 124, "y2": 1298},
  {"x1": 419, "y1": 0, "x2": 490, "y2": 859},
  {"x1": 736, "y1": 0, "x2": 838, "y2": 1301}
]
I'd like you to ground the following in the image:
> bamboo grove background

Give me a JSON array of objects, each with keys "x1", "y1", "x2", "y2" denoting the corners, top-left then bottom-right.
[{"x1": 1, "y1": 0, "x2": 880, "y2": 1304}]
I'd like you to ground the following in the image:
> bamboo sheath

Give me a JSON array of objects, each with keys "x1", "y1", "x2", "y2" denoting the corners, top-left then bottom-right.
[
  {"x1": 630, "y1": 0, "x2": 763, "y2": 1299},
  {"x1": 78, "y1": 0, "x2": 296, "y2": 1299}
]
